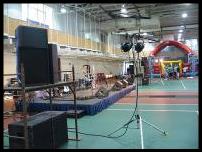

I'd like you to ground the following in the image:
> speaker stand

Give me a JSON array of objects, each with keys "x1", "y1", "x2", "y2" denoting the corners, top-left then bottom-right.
[{"x1": 134, "y1": 52, "x2": 167, "y2": 149}]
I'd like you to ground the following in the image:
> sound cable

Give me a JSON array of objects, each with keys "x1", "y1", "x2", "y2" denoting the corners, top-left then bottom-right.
[{"x1": 67, "y1": 53, "x2": 140, "y2": 139}]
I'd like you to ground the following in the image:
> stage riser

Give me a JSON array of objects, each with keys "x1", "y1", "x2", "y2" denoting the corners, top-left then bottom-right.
[{"x1": 16, "y1": 85, "x2": 135, "y2": 116}]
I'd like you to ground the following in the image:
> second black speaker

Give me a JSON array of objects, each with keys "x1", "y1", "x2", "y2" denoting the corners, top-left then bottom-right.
[{"x1": 48, "y1": 43, "x2": 59, "y2": 84}]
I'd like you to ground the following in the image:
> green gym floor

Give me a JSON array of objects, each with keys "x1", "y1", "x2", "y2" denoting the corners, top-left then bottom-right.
[{"x1": 4, "y1": 77, "x2": 198, "y2": 149}]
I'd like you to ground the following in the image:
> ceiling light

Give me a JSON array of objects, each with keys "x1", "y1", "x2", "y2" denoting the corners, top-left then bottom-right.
[
  {"x1": 143, "y1": 33, "x2": 147, "y2": 36},
  {"x1": 120, "y1": 14, "x2": 128, "y2": 17},
  {"x1": 121, "y1": 8, "x2": 127, "y2": 14},
  {"x1": 180, "y1": 25, "x2": 185, "y2": 28},
  {"x1": 155, "y1": 59, "x2": 159, "y2": 63},
  {"x1": 182, "y1": 13, "x2": 187, "y2": 18},
  {"x1": 178, "y1": 34, "x2": 182, "y2": 39},
  {"x1": 60, "y1": 7, "x2": 66, "y2": 13},
  {"x1": 179, "y1": 29, "x2": 183, "y2": 33}
]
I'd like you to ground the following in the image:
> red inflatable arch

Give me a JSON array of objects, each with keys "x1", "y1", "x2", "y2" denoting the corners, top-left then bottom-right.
[{"x1": 149, "y1": 40, "x2": 192, "y2": 56}]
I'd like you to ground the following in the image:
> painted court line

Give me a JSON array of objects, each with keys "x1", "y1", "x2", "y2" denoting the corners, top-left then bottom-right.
[
  {"x1": 180, "y1": 80, "x2": 186, "y2": 90},
  {"x1": 160, "y1": 78, "x2": 165, "y2": 86},
  {"x1": 106, "y1": 109, "x2": 198, "y2": 113},
  {"x1": 139, "y1": 116, "x2": 144, "y2": 149}
]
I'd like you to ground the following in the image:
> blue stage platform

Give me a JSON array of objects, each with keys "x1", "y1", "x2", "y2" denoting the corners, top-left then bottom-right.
[{"x1": 16, "y1": 85, "x2": 135, "y2": 116}]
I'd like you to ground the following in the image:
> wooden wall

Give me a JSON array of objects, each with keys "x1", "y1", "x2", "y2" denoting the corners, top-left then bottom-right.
[{"x1": 4, "y1": 15, "x2": 122, "y2": 56}]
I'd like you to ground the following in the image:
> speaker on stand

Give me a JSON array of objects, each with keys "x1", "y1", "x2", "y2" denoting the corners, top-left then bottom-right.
[
  {"x1": 127, "y1": 65, "x2": 134, "y2": 75},
  {"x1": 48, "y1": 43, "x2": 59, "y2": 84},
  {"x1": 58, "y1": 57, "x2": 61, "y2": 82},
  {"x1": 16, "y1": 26, "x2": 50, "y2": 87}
]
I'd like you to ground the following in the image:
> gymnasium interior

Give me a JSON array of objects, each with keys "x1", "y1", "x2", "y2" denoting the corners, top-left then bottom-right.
[{"x1": 3, "y1": 3, "x2": 198, "y2": 149}]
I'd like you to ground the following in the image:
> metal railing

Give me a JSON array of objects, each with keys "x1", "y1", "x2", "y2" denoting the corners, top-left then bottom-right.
[{"x1": 3, "y1": 64, "x2": 79, "y2": 149}]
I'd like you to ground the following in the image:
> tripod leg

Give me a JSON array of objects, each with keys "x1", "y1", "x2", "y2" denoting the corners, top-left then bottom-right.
[
  {"x1": 141, "y1": 118, "x2": 167, "y2": 135},
  {"x1": 107, "y1": 119, "x2": 134, "y2": 136}
]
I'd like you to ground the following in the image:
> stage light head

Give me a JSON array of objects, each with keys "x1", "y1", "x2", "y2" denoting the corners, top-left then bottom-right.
[
  {"x1": 135, "y1": 42, "x2": 144, "y2": 53},
  {"x1": 121, "y1": 42, "x2": 133, "y2": 52},
  {"x1": 60, "y1": 5, "x2": 66, "y2": 13}
]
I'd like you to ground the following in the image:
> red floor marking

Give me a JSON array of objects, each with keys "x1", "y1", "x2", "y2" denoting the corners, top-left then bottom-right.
[
  {"x1": 117, "y1": 91, "x2": 198, "y2": 104},
  {"x1": 129, "y1": 91, "x2": 198, "y2": 97},
  {"x1": 117, "y1": 97, "x2": 198, "y2": 104}
]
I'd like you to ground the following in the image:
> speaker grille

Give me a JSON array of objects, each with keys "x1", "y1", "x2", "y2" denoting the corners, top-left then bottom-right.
[{"x1": 16, "y1": 26, "x2": 50, "y2": 87}]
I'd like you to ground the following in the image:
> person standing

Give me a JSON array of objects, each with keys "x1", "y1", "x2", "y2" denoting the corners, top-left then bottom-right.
[
  {"x1": 164, "y1": 65, "x2": 168, "y2": 80},
  {"x1": 176, "y1": 65, "x2": 180, "y2": 79},
  {"x1": 167, "y1": 64, "x2": 171, "y2": 79},
  {"x1": 168, "y1": 64, "x2": 173, "y2": 79},
  {"x1": 173, "y1": 65, "x2": 177, "y2": 79}
]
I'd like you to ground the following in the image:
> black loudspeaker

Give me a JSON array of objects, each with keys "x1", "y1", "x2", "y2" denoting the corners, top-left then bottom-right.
[
  {"x1": 121, "y1": 42, "x2": 133, "y2": 52},
  {"x1": 121, "y1": 79, "x2": 128, "y2": 88},
  {"x1": 142, "y1": 77, "x2": 149, "y2": 85},
  {"x1": 127, "y1": 65, "x2": 134, "y2": 75},
  {"x1": 15, "y1": 26, "x2": 48, "y2": 48},
  {"x1": 48, "y1": 44, "x2": 59, "y2": 84},
  {"x1": 95, "y1": 86, "x2": 109, "y2": 99},
  {"x1": 141, "y1": 60, "x2": 144, "y2": 66},
  {"x1": 16, "y1": 26, "x2": 50, "y2": 87},
  {"x1": 58, "y1": 58, "x2": 61, "y2": 81},
  {"x1": 111, "y1": 81, "x2": 124, "y2": 91},
  {"x1": 126, "y1": 77, "x2": 134, "y2": 85},
  {"x1": 8, "y1": 111, "x2": 67, "y2": 149},
  {"x1": 135, "y1": 42, "x2": 144, "y2": 53}
]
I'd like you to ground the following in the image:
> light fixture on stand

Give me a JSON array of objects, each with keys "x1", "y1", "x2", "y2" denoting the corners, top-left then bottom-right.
[
  {"x1": 118, "y1": 32, "x2": 168, "y2": 149},
  {"x1": 182, "y1": 13, "x2": 187, "y2": 18},
  {"x1": 60, "y1": 5, "x2": 66, "y2": 13}
]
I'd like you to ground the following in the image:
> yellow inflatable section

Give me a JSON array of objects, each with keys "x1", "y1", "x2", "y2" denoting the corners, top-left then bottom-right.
[{"x1": 160, "y1": 60, "x2": 183, "y2": 75}]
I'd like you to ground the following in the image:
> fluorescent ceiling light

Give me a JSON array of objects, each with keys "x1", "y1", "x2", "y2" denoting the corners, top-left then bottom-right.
[
  {"x1": 179, "y1": 29, "x2": 183, "y2": 33},
  {"x1": 178, "y1": 34, "x2": 182, "y2": 38},
  {"x1": 121, "y1": 8, "x2": 127, "y2": 14},
  {"x1": 180, "y1": 25, "x2": 185, "y2": 28},
  {"x1": 182, "y1": 13, "x2": 187, "y2": 18},
  {"x1": 60, "y1": 7, "x2": 66, "y2": 13},
  {"x1": 142, "y1": 33, "x2": 147, "y2": 36},
  {"x1": 120, "y1": 14, "x2": 128, "y2": 17}
]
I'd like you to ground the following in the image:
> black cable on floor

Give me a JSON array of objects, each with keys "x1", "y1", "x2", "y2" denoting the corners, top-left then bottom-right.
[
  {"x1": 68, "y1": 127, "x2": 129, "y2": 139},
  {"x1": 67, "y1": 54, "x2": 140, "y2": 139}
]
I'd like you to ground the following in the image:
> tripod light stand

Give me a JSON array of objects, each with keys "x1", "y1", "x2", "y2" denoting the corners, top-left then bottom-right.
[
  {"x1": 113, "y1": 34, "x2": 168, "y2": 149},
  {"x1": 133, "y1": 50, "x2": 167, "y2": 149}
]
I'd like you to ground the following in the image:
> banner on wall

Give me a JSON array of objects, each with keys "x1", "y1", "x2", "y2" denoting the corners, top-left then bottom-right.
[{"x1": 27, "y1": 19, "x2": 49, "y2": 28}]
